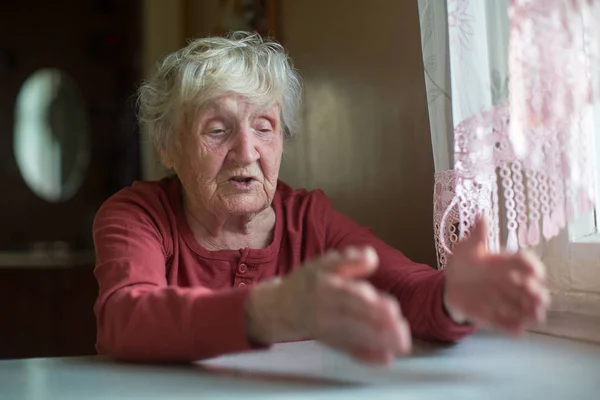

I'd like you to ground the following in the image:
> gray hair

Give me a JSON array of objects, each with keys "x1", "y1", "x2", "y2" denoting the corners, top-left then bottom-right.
[{"x1": 138, "y1": 31, "x2": 302, "y2": 153}]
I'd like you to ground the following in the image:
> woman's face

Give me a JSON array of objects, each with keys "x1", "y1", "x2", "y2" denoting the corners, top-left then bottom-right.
[{"x1": 168, "y1": 93, "x2": 284, "y2": 217}]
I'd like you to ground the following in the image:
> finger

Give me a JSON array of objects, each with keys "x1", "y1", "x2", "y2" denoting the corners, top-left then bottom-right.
[
  {"x1": 523, "y1": 277, "x2": 550, "y2": 324},
  {"x1": 347, "y1": 317, "x2": 409, "y2": 363},
  {"x1": 349, "y1": 347, "x2": 394, "y2": 365},
  {"x1": 392, "y1": 313, "x2": 412, "y2": 356},
  {"x1": 498, "y1": 267, "x2": 552, "y2": 325},
  {"x1": 524, "y1": 275, "x2": 550, "y2": 305},
  {"x1": 492, "y1": 311, "x2": 526, "y2": 337},
  {"x1": 471, "y1": 290, "x2": 524, "y2": 336},
  {"x1": 521, "y1": 251, "x2": 547, "y2": 280},
  {"x1": 380, "y1": 294, "x2": 412, "y2": 355},
  {"x1": 487, "y1": 295, "x2": 527, "y2": 337},
  {"x1": 325, "y1": 279, "x2": 381, "y2": 323},
  {"x1": 343, "y1": 246, "x2": 363, "y2": 260},
  {"x1": 333, "y1": 283, "x2": 412, "y2": 355},
  {"x1": 325, "y1": 280, "x2": 403, "y2": 333},
  {"x1": 320, "y1": 315, "x2": 396, "y2": 361},
  {"x1": 497, "y1": 270, "x2": 538, "y2": 320},
  {"x1": 325, "y1": 246, "x2": 379, "y2": 279},
  {"x1": 496, "y1": 290, "x2": 538, "y2": 333},
  {"x1": 487, "y1": 253, "x2": 547, "y2": 302},
  {"x1": 317, "y1": 291, "x2": 411, "y2": 362},
  {"x1": 501, "y1": 251, "x2": 546, "y2": 281},
  {"x1": 486, "y1": 254, "x2": 536, "y2": 281}
]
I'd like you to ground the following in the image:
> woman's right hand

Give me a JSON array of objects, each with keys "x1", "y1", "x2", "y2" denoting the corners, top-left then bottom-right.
[{"x1": 245, "y1": 247, "x2": 412, "y2": 365}]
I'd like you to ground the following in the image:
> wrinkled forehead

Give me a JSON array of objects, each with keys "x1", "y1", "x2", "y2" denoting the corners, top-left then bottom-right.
[{"x1": 196, "y1": 92, "x2": 281, "y2": 120}]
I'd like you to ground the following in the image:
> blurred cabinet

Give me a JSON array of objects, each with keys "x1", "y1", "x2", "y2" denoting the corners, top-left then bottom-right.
[
  {"x1": 0, "y1": 264, "x2": 97, "y2": 359},
  {"x1": 0, "y1": 0, "x2": 142, "y2": 359},
  {"x1": 0, "y1": 0, "x2": 142, "y2": 250}
]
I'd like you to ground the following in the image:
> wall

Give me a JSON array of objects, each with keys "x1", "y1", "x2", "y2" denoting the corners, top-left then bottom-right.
[
  {"x1": 278, "y1": 0, "x2": 436, "y2": 264},
  {"x1": 159, "y1": 0, "x2": 437, "y2": 266},
  {"x1": 140, "y1": 0, "x2": 186, "y2": 180},
  {"x1": 541, "y1": 232, "x2": 600, "y2": 317}
]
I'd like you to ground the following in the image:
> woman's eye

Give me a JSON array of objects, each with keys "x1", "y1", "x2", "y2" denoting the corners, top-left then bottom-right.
[
  {"x1": 258, "y1": 128, "x2": 272, "y2": 133},
  {"x1": 208, "y1": 129, "x2": 225, "y2": 135}
]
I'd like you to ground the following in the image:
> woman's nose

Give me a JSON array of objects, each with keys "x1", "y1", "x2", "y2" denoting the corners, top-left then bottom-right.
[{"x1": 227, "y1": 127, "x2": 260, "y2": 166}]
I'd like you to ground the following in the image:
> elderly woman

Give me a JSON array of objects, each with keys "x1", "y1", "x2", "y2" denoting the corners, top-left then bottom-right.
[{"x1": 93, "y1": 32, "x2": 549, "y2": 364}]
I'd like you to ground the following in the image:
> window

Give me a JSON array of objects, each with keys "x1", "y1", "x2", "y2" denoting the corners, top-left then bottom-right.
[
  {"x1": 568, "y1": 6, "x2": 600, "y2": 245},
  {"x1": 541, "y1": 5, "x2": 600, "y2": 320}
]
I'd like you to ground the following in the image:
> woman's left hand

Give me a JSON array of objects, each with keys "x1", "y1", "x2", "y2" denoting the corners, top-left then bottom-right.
[{"x1": 444, "y1": 217, "x2": 551, "y2": 336}]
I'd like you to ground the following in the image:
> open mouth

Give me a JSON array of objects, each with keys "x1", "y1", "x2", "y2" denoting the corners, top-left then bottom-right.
[
  {"x1": 229, "y1": 176, "x2": 254, "y2": 183},
  {"x1": 228, "y1": 176, "x2": 256, "y2": 189}
]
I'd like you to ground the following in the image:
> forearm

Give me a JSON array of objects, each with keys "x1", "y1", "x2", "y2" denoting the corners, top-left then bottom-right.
[
  {"x1": 387, "y1": 270, "x2": 475, "y2": 342},
  {"x1": 96, "y1": 285, "x2": 258, "y2": 362}
]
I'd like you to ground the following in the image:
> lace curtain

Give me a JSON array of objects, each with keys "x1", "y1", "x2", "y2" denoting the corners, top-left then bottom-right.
[{"x1": 418, "y1": 0, "x2": 600, "y2": 269}]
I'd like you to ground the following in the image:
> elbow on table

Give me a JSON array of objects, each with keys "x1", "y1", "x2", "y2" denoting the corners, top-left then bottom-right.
[
  {"x1": 95, "y1": 324, "x2": 148, "y2": 362},
  {"x1": 95, "y1": 307, "x2": 197, "y2": 363},
  {"x1": 96, "y1": 327, "x2": 196, "y2": 363}
]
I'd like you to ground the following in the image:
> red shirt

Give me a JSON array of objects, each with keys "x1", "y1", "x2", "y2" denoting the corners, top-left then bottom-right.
[{"x1": 93, "y1": 177, "x2": 474, "y2": 361}]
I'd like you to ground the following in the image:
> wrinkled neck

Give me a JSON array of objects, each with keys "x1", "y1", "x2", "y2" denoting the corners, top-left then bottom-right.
[{"x1": 182, "y1": 195, "x2": 275, "y2": 251}]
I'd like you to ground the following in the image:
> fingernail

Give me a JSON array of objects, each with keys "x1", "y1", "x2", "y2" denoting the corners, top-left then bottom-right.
[
  {"x1": 343, "y1": 247, "x2": 363, "y2": 261},
  {"x1": 363, "y1": 247, "x2": 378, "y2": 265}
]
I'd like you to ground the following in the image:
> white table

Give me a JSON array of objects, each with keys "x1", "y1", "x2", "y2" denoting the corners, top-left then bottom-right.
[{"x1": 1, "y1": 332, "x2": 599, "y2": 400}]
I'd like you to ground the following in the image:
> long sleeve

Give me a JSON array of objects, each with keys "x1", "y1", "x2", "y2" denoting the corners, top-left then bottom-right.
[
  {"x1": 93, "y1": 193, "x2": 258, "y2": 362},
  {"x1": 322, "y1": 200, "x2": 475, "y2": 342}
]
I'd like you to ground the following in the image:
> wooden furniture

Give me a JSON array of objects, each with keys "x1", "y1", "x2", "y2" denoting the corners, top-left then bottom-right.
[
  {"x1": 0, "y1": 258, "x2": 97, "y2": 359},
  {"x1": 0, "y1": 0, "x2": 141, "y2": 359}
]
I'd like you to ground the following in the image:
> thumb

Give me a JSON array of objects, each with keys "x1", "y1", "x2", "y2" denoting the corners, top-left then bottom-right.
[
  {"x1": 323, "y1": 246, "x2": 379, "y2": 279},
  {"x1": 461, "y1": 215, "x2": 489, "y2": 253}
]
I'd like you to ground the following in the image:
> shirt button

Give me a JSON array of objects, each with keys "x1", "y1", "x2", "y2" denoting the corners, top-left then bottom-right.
[
  {"x1": 238, "y1": 263, "x2": 248, "y2": 274},
  {"x1": 238, "y1": 282, "x2": 247, "y2": 288}
]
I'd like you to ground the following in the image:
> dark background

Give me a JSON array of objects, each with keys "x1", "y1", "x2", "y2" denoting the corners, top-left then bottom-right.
[{"x1": 0, "y1": 0, "x2": 142, "y2": 358}]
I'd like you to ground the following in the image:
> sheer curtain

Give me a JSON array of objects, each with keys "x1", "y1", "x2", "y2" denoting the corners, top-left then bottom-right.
[
  {"x1": 418, "y1": 0, "x2": 510, "y2": 268},
  {"x1": 418, "y1": 0, "x2": 600, "y2": 269},
  {"x1": 418, "y1": 0, "x2": 509, "y2": 171}
]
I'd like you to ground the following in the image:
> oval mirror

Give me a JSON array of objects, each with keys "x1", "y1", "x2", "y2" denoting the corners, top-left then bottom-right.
[{"x1": 14, "y1": 68, "x2": 90, "y2": 202}]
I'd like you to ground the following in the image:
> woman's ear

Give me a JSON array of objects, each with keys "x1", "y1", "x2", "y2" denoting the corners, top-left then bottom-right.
[{"x1": 156, "y1": 142, "x2": 175, "y2": 170}]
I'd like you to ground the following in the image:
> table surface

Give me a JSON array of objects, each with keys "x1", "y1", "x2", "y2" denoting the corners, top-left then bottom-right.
[{"x1": 1, "y1": 332, "x2": 599, "y2": 400}]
